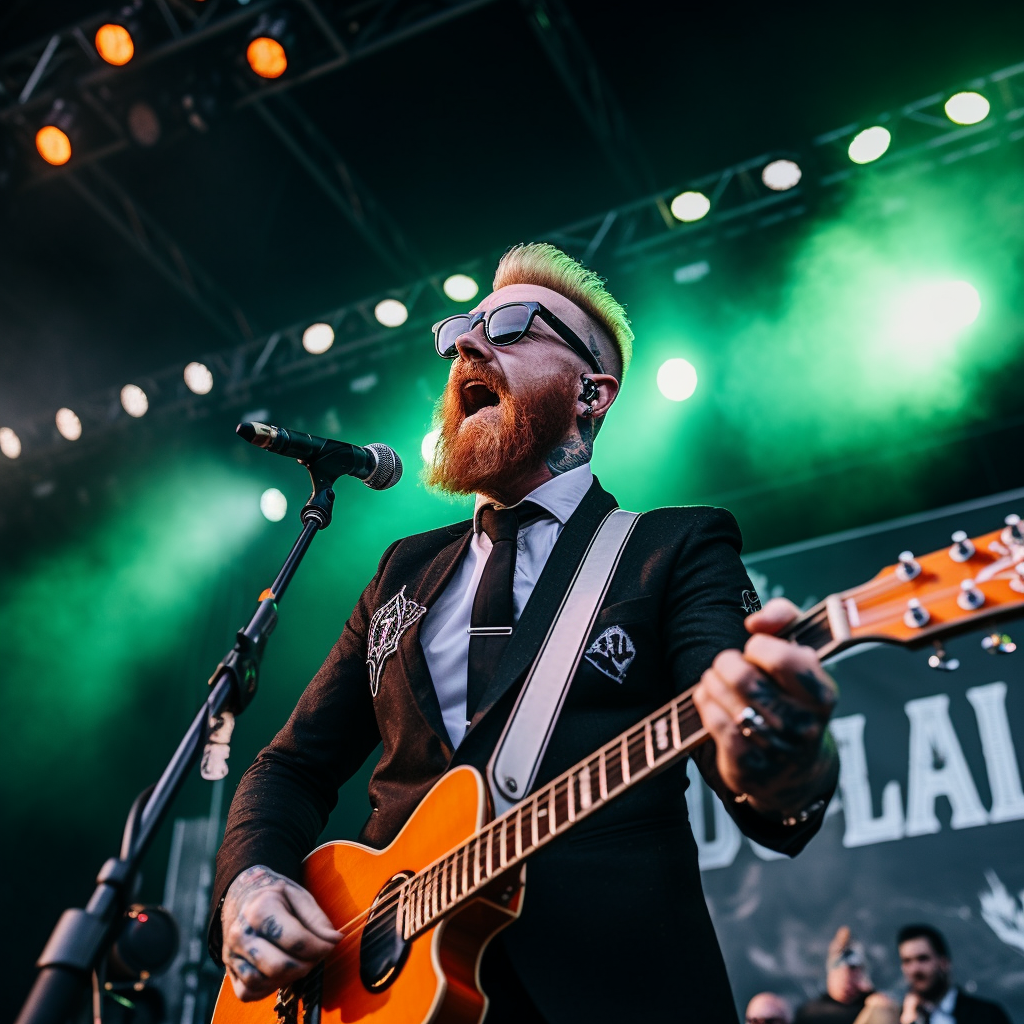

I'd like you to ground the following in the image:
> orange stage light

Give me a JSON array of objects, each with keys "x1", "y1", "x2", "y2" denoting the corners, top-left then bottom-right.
[
  {"x1": 95, "y1": 23, "x2": 134, "y2": 66},
  {"x1": 247, "y1": 37, "x2": 287, "y2": 79},
  {"x1": 36, "y1": 126, "x2": 72, "y2": 166}
]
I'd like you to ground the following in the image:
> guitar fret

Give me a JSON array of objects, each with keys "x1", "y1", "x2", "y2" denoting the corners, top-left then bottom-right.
[
  {"x1": 629, "y1": 727, "x2": 647, "y2": 778},
  {"x1": 531, "y1": 797, "x2": 540, "y2": 847},
  {"x1": 603, "y1": 744, "x2": 621, "y2": 793},
  {"x1": 450, "y1": 854, "x2": 458, "y2": 903},
  {"x1": 671, "y1": 700, "x2": 682, "y2": 749},
  {"x1": 579, "y1": 763, "x2": 592, "y2": 810},
  {"x1": 431, "y1": 864, "x2": 440, "y2": 918},
  {"x1": 515, "y1": 807, "x2": 523, "y2": 858},
  {"x1": 485, "y1": 827, "x2": 494, "y2": 877},
  {"x1": 439, "y1": 860, "x2": 448, "y2": 911},
  {"x1": 547, "y1": 784, "x2": 557, "y2": 835},
  {"x1": 461, "y1": 843, "x2": 469, "y2": 895},
  {"x1": 621, "y1": 734, "x2": 631, "y2": 784},
  {"x1": 644, "y1": 720, "x2": 655, "y2": 767},
  {"x1": 567, "y1": 770, "x2": 576, "y2": 821}
]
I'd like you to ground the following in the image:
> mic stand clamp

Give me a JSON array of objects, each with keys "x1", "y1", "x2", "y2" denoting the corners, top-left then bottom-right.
[{"x1": 18, "y1": 448, "x2": 348, "y2": 1024}]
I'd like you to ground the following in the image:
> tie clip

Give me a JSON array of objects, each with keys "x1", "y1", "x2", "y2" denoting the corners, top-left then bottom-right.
[{"x1": 467, "y1": 626, "x2": 513, "y2": 636}]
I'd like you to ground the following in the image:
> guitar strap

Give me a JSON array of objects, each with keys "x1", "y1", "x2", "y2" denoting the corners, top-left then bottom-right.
[{"x1": 486, "y1": 507, "x2": 641, "y2": 816}]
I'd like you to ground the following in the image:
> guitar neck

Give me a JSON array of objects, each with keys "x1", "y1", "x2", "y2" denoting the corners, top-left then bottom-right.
[{"x1": 400, "y1": 602, "x2": 838, "y2": 938}]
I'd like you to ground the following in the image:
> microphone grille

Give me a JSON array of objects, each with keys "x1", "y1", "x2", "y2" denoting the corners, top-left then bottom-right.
[{"x1": 363, "y1": 444, "x2": 403, "y2": 490}]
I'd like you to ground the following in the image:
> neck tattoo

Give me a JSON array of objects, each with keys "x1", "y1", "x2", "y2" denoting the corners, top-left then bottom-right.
[{"x1": 545, "y1": 414, "x2": 595, "y2": 476}]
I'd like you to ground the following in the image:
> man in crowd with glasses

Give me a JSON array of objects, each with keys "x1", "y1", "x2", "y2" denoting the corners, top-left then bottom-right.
[{"x1": 210, "y1": 243, "x2": 840, "y2": 1022}]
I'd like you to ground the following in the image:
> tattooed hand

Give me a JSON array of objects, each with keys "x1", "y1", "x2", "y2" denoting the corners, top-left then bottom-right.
[
  {"x1": 692, "y1": 597, "x2": 839, "y2": 818},
  {"x1": 221, "y1": 864, "x2": 342, "y2": 1002}
]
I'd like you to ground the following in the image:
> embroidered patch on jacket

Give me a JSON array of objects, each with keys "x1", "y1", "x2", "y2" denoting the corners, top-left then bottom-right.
[
  {"x1": 741, "y1": 589, "x2": 762, "y2": 614},
  {"x1": 585, "y1": 625, "x2": 636, "y2": 685},
  {"x1": 366, "y1": 586, "x2": 427, "y2": 697}
]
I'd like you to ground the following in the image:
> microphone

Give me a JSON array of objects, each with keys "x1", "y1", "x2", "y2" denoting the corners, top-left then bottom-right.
[{"x1": 236, "y1": 421, "x2": 402, "y2": 490}]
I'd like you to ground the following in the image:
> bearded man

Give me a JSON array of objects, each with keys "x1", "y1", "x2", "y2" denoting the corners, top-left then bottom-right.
[{"x1": 210, "y1": 242, "x2": 840, "y2": 1022}]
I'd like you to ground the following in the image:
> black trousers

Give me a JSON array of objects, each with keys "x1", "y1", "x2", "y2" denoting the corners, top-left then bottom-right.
[{"x1": 480, "y1": 935, "x2": 549, "y2": 1024}]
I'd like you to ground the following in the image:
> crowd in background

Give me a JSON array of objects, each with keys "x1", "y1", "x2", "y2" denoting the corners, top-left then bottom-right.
[{"x1": 744, "y1": 924, "x2": 1013, "y2": 1024}]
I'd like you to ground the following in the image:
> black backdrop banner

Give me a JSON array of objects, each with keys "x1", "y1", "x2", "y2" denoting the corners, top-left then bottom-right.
[{"x1": 694, "y1": 486, "x2": 1024, "y2": 1019}]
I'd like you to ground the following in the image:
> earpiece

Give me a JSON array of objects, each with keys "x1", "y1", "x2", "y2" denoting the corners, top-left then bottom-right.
[{"x1": 578, "y1": 374, "x2": 600, "y2": 409}]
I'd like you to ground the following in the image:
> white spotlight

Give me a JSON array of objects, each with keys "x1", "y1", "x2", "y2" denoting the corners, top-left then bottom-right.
[
  {"x1": 670, "y1": 191, "x2": 711, "y2": 223},
  {"x1": 302, "y1": 322, "x2": 335, "y2": 354},
  {"x1": 120, "y1": 384, "x2": 149, "y2": 418},
  {"x1": 0, "y1": 427, "x2": 21, "y2": 459},
  {"x1": 260, "y1": 487, "x2": 288, "y2": 522},
  {"x1": 56, "y1": 407, "x2": 82, "y2": 441},
  {"x1": 374, "y1": 299, "x2": 409, "y2": 328},
  {"x1": 443, "y1": 274, "x2": 479, "y2": 302},
  {"x1": 762, "y1": 159, "x2": 802, "y2": 191},
  {"x1": 656, "y1": 358, "x2": 699, "y2": 402},
  {"x1": 421, "y1": 427, "x2": 441, "y2": 464},
  {"x1": 184, "y1": 361, "x2": 213, "y2": 395}
]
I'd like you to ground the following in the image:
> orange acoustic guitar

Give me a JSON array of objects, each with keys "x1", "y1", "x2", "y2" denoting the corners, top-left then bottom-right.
[{"x1": 211, "y1": 517, "x2": 1024, "y2": 1024}]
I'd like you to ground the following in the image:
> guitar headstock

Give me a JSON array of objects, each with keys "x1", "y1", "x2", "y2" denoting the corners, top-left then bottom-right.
[{"x1": 821, "y1": 514, "x2": 1024, "y2": 656}]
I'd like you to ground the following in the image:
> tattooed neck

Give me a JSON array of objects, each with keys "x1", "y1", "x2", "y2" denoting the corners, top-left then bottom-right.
[{"x1": 545, "y1": 415, "x2": 595, "y2": 476}]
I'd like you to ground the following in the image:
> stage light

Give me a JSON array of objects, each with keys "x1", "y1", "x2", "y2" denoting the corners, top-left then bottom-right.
[
  {"x1": 656, "y1": 358, "x2": 698, "y2": 402},
  {"x1": 95, "y1": 23, "x2": 134, "y2": 66},
  {"x1": 443, "y1": 274, "x2": 479, "y2": 302},
  {"x1": 247, "y1": 37, "x2": 287, "y2": 79},
  {"x1": 375, "y1": 299, "x2": 409, "y2": 327},
  {"x1": 895, "y1": 280, "x2": 981, "y2": 347},
  {"x1": 421, "y1": 428, "x2": 441, "y2": 464},
  {"x1": 36, "y1": 125, "x2": 71, "y2": 166},
  {"x1": 183, "y1": 361, "x2": 213, "y2": 394},
  {"x1": 127, "y1": 102, "x2": 161, "y2": 147},
  {"x1": 762, "y1": 159, "x2": 802, "y2": 191},
  {"x1": 260, "y1": 487, "x2": 287, "y2": 522},
  {"x1": 674, "y1": 260, "x2": 710, "y2": 284},
  {"x1": 0, "y1": 427, "x2": 21, "y2": 459},
  {"x1": 120, "y1": 384, "x2": 148, "y2": 418},
  {"x1": 944, "y1": 91, "x2": 990, "y2": 125},
  {"x1": 848, "y1": 126, "x2": 890, "y2": 164},
  {"x1": 302, "y1": 322, "x2": 334, "y2": 354},
  {"x1": 670, "y1": 191, "x2": 711, "y2": 223},
  {"x1": 56, "y1": 407, "x2": 82, "y2": 440}
]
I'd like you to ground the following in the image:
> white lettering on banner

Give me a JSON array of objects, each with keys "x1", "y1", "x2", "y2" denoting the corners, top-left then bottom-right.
[
  {"x1": 966, "y1": 683, "x2": 1024, "y2": 823},
  {"x1": 831, "y1": 714, "x2": 905, "y2": 847},
  {"x1": 685, "y1": 759, "x2": 741, "y2": 869},
  {"x1": 905, "y1": 694, "x2": 989, "y2": 836}
]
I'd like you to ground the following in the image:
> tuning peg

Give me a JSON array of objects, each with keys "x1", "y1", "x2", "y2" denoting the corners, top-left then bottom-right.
[
  {"x1": 904, "y1": 598, "x2": 930, "y2": 628},
  {"x1": 896, "y1": 550, "x2": 921, "y2": 581},
  {"x1": 957, "y1": 579, "x2": 985, "y2": 610},
  {"x1": 1003, "y1": 514, "x2": 1024, "y2": 546},
  {"x1": 949, "y1": 530, "x2": 976, "y2": 563},
  {"x1": 928, "y1": 642, "x2": 960, "y2": 671},
  {"x1": 1011, "y1": 563, "x2": 1024, "y2": 595},
  {"x1": 981, "y1": 633, "x2": 1016, "y2": 655}
]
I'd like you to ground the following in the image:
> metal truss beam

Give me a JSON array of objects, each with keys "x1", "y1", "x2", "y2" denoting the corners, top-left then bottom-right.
[
  {"x1": 517, "y1": 0, "x2": 655, "y2": 198},
  {"x1": 3, "y1": 58, "x2": 1024, "y2": 471},
  {"x1": 66, "y1": 163, "x2": 254, "y2": 342}
]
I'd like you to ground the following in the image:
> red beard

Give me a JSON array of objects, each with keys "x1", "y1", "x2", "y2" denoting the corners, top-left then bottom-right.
[{"x1": 425, "y1": 361, "x2": 579, "y2": 500}]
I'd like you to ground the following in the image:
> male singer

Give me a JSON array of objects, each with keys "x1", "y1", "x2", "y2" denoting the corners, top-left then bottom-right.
[{"x1": 210, "y1": 242, "x2": 840, "y2": 1022}]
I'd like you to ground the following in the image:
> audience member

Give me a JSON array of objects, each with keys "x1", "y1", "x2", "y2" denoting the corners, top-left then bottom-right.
[
  {"x1": 747, "y1": 992, "x2": 794, "y2": 1024},
  {"x1": 897, "y1": 924, "x2": 1011, "y2": 1024},
  {"x1": 797, "y1": 927, "x2": 899, "y2": 1024}
]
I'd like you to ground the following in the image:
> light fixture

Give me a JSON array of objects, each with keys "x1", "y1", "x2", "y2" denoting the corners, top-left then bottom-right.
[
  {"x1": 260, "y1": 487, "x2": 288, "y2": 522},
  {"x1": 302, "y1": 322, "x2": 334, "y2": 354},
  {"x1": 761, "y1": 159, "x2": 802, "y2": 191},
  {"x1": 183, "y1": 361, "x2": 213, "y2": 394},
  {"x1": 127, "y1": 102, "x2": 161, "y2": 147},
  {"x1": 848, "y1": 126, "x2": 891, "y2": 164},
  {"x1": 443, "y1": 274, "x2": 479, "y2": 302},
  {"x1": 0, "y1": 426, "x2": 21, "y2": 459},
  {"x1": 374, "y1": 299, "x2": 409, "y2": 327},
  {"x1": 36, "y1": 125, "x2": 71, "y2": 166},
  {"x1": 120, "y1": 384, "x2": 149, "y2": 418},
  {"x1": 421, "y1": 428, "x2": 441, "y2": 464},
  {"x1": 656, "y1": 358, "x2": 699, "y2": 402},
  {"x1": 95, "y1": 23, "x2": 134, "y2": 66},
  {"x1": 56, "y1": 407, "x2": 82, "y2": 440},
  {"x1": 669, "y1": 191, "x2": 710, "y2": 223},
  {"x1": 247, "y1": 37, "x2": 287, "y2": 78},
  {"x1": 944, "y1": 91, "x2": 990, "y2": 126}
]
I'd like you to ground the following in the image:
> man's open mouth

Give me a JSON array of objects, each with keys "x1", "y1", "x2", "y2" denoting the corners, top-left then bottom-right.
[{"x1": 461, "y1": 380, "x2": 501, "y2": 417}]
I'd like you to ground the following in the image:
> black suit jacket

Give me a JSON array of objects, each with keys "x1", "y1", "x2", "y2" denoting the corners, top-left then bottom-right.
[
  {"x1": 954, "y1": 991, "x2": 1014, "y2": 1024},
  {"x1": 211, "y1": 477, "x2": 831, "y2": 1022}
]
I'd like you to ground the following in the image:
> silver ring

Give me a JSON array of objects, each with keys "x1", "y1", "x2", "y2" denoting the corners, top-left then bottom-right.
[{"x1": 736, "y1": 705, "x2": 766, "y2": 738}]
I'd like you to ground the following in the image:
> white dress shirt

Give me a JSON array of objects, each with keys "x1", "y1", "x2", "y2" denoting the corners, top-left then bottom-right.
[
  {"x1": 928, "y1": 986, "x2": 958, "y2": 1024},
  {"x1": 420, "y1": 463, "x2": 594, "y2": 748}
]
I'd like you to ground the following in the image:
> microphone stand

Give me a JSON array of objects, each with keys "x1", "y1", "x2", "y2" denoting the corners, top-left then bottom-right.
[{"x1": 17, "y1": 451, "x2": 347, "y2": 1024}]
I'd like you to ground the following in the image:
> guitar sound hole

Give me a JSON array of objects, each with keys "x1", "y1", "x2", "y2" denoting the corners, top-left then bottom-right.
[{"x1": 359, "y1": 872, "x2": 412, "y2": 993}]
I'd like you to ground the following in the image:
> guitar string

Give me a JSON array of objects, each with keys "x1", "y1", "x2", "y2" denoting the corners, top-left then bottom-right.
[{"x1": 319, "y1": 701, "x2": 709, "y2": 950}]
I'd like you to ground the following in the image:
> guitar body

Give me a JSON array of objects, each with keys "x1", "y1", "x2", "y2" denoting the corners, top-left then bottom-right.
[{"x1": 211, "y1": 765, "x2": 525, "y2": 1024}]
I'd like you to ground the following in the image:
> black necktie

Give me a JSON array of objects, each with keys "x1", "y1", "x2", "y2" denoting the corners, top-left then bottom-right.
[{"x1": 466, "y1": 504, "x2": 541, "y2": 721}]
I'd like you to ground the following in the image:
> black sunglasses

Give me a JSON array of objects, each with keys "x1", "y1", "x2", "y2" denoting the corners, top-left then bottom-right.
[{"x1": 432, "y1": 301, "x2": 603, "y2": 374}]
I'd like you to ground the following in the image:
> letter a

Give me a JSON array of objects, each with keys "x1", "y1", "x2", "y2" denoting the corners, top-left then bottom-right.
[{"x1": 967, "y1": 682, "x2": 1024, "y2": 823}]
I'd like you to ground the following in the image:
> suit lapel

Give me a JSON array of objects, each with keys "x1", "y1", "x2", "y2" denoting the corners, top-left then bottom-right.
[
  {"x1": 452, "y1": 477, "x2": 617, "y2": 767},
  {"x1": 396, "y1": 522, "x2": 473, "y2": 752}
]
